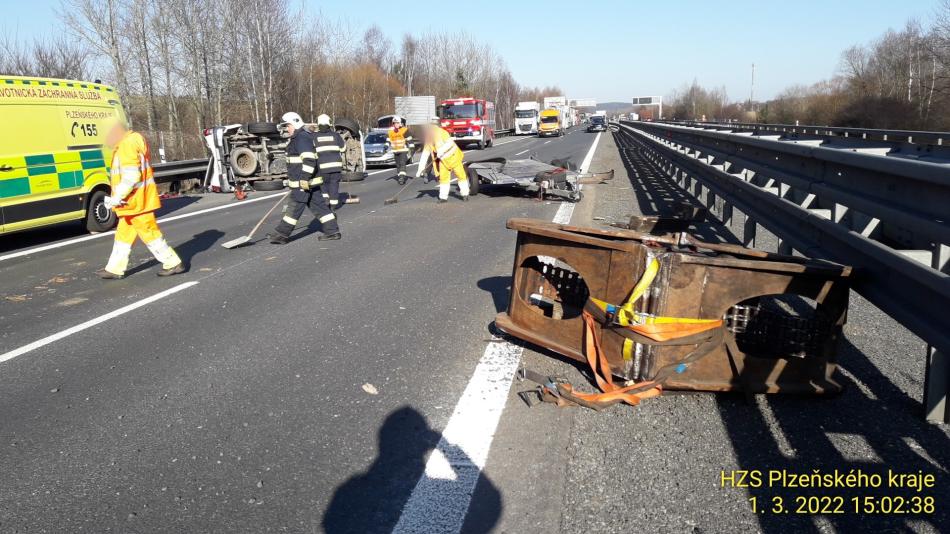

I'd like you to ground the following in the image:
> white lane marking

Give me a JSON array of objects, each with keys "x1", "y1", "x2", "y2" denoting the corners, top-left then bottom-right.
[
  {"x1": 0, "y1": 281, "x2": 198, "y2": 363},
  {"x1": 514, "y1": 149, "x2": 530, "y2": 156},
  {"x1": 394, "y1": 130, "x2": 605, "y2": 533},
  {"x1": 0, "y1": 192, "x2": 288, "y2": 263},
  {"x1": 543, "y1": 140, "x2": 552, "y2": 144},
  {"x1": 392, "y1": 341, "x2": 522, "y2": 533},
  {"x1": 491, "y1": 136, "x2": 531, "y2": 147},
  {"x1": 551, "y1": 131, "x2": 601, "y2": 224}
]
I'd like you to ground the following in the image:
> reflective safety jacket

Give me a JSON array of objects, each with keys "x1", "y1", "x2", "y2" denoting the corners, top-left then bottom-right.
[
  {"x1": 285, "y1": 128, "x2": 317, "y2": 188},
  {"x1": 110, "y1": 131, "x2": 160, "y2": 216},
  {"x1": 387, "y1": 126, "x2": 413, "y2": 153},
  {"x1": 314, "y1": 127, "x2": 345, "y2": 176},
  {"x1": 418, "y1": 126, "x2": 462, "y2": 171}
]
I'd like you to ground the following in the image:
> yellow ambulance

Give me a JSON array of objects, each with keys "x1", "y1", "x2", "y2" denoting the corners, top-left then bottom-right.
[{"x1": 0, "y1": 75, "x2": 127, "y2": 235}]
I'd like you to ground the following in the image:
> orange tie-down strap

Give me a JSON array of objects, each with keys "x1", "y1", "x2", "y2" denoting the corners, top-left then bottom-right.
[{"x1": 519, "y1": 311, "x2": 724, "y2": 411}]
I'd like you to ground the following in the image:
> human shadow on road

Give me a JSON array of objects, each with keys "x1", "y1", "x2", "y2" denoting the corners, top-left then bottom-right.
[
  {"x1": 124, "y1": 229, "x2": 224, "y2": 276},
  {"x1": 323, "y1": 406, "x2": 502, "y2": 534},
  {"x1": 153, "y1": 195, "x2": 201, "y2": 218}
]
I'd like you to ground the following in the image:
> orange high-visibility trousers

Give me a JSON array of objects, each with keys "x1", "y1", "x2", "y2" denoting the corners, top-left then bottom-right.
[{"x1": 104, "y1": 212, "x2": 182, "y2": 275}]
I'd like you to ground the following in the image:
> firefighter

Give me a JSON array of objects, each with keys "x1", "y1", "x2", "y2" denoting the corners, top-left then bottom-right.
[
  {"x1": 313, "y1": 114, "x2": 347, "y2": 209},
  {"x1": 96, "y1": 121, "x2": 185, "y2": 279},
  {"x1": 387, "y1": 115, "x2": 413, "y2": 185},
  {"x1": 415, "y1": 118, "x2": 469, "y2": 202},
  {"x1": 268, "y1": 112, "x2": 341, "y2": 244}
]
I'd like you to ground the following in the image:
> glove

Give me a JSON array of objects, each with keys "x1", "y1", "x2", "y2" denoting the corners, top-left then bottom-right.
[{"x1": 103, "y1": 196, "x2": 124, "y2": 209}]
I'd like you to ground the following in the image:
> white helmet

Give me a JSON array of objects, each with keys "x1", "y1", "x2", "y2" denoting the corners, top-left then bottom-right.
[
  {"x1": 280, "y1": 112, "x2": 304, "y2": 128},
  {"x1": 317, "y1": 114, "x2": 332, "y2": 126},
  {"x1": 392, "y1": 115, "x2": 403, "y2": 124}
]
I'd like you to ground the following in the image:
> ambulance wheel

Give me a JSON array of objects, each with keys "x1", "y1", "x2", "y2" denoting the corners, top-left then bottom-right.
[
  {"x1": 465, "y1": 167, "x2": 480, "y2": 196},
  {"x1": 253, "y1": 179, "x2": 285, "y2": 191},
  {"x1": 85, "y1": 190, "x2": 117, "y2": 233}
]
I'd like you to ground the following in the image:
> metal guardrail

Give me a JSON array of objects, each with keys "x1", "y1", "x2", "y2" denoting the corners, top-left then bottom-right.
[
  {"x1": 496, "y1": 128, "x2": 514, "y2": 137},
  {"x1": 660, "y1": 120, "x2": 950, "y2": 160},
  {"x1": 153, "y1": 158, "x2": 210, "y2": 184},
  {"x1": 616, "y1": 120, "x2": 950, "y2": 422}
]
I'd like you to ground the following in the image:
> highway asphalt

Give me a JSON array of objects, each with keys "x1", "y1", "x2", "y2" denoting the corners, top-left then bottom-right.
[
  {"x1": 2, "y1": 125, "x2": 946, "y2": 534},
  {"x1": 0, "y1": 128, "x2": 599, "y2": 533}
]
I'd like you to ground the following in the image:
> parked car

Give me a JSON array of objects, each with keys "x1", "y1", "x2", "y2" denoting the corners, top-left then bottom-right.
[{"x1": 363, "y1": 131, "x2": 414, "y2": 167}]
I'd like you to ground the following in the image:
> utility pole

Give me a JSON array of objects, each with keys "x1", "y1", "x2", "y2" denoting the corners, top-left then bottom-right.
[{"x1": 749, "y1": 63, "x2": 756, "y2": 115}]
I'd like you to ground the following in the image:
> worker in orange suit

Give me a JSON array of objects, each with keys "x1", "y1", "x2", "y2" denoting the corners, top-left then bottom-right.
[
  {"x1": 96, "y1": 121, "x2": 186, "y2": 279},
  {"x1": 416, "y1": 118, "x2": 469, "y2": 202}
]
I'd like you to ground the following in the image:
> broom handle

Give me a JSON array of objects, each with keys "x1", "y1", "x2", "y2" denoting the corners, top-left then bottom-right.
[{"x1": 247, "y1": 192, "x2": 289, "y2": 239}]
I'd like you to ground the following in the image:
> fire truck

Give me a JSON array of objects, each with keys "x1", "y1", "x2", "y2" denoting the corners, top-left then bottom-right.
[{"x1": 437, "y1": 97, "x2": 496, "y2": 149}]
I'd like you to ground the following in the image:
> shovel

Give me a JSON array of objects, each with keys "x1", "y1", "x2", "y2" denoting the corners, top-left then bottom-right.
[{"x1": 221, "y1": 192, "x2": 289, "y2": 249}]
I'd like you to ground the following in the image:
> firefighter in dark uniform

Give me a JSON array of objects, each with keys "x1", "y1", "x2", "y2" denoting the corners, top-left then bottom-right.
[
  {"x1": 314, "y1": 114, "x2": 347, "y2": 210},
  {"x1": 268, "y1": 112, "x2": 342, "y2": 244}
]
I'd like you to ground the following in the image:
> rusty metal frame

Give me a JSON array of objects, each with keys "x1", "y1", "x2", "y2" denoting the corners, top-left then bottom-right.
[{"x1": 496, "y1": 218, "x2": 853, "y2": 394}]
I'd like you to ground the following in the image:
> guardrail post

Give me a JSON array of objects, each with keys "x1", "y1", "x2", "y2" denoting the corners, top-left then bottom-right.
[
  {"x1": 935, "y1": 244, "x2": 949, "y2": 274},
  {"x1": 925, "y1": 346, "x2": 949, "y2": 423},
  {"x1": 743, "y1": 215, "x2": 756, "y2": 248}
]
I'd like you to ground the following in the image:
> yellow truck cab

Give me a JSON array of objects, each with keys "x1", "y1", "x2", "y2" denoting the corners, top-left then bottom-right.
[
  {"x1": 0, "y1": 76, "x2": 126, "y2": 236},
  {"x1": 538, "y1": 108, "x2": 562, "y2": 137}
]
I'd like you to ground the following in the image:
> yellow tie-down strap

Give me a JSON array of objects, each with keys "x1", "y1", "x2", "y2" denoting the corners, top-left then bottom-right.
[{"x1": 589, "y1": 258, "x2": 722, "y2": 358}]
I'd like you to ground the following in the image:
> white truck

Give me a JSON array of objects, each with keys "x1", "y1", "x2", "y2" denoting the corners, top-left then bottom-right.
[{"x1": 514, "y1": 101, "x2": 540, "y2": 135}]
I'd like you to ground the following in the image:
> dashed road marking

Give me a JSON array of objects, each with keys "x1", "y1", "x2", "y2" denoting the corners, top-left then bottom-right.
[{"x1": 393, "y1": 129, "x2": 604, "y2": 533}]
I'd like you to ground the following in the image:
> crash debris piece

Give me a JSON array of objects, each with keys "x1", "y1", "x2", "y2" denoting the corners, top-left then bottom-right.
[
  {"x1": 464, "y1": 158, "x2": 614, "y2": 203},
  {"x1": 496, "y1": 218, "x2": 852, "y2": 397}
]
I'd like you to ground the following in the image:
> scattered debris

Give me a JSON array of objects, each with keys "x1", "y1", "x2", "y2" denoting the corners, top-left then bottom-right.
[{"x1": 361, "y1": 383, "x2": 379, "y2": 395}]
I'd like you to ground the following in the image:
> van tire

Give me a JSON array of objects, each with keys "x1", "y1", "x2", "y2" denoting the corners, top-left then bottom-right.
[
  {"x1": 247, "y1": 122, "x2": 279, "y2": 135},
  {"x1": 85, "y1": 189, "x2": 117, "y2": 233},
  {"x1": 253, "y1": 179, "x2": 285, "y2": 191},
  {"x1": 465, "y1": 167, "x2": 480, "y2": 196},
  {"x1": 230, "y1": 147, "x2": 258, "y2": 177}
]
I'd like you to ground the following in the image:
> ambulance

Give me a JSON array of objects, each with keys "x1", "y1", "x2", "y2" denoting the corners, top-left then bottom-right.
[{"x1": 0, "y1": 75, "x2": 126, "y2": 236}]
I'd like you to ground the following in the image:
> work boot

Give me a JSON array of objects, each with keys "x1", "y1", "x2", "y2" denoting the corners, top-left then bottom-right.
[
  {"x1": 397, "y1": 177, "x2": 406, "y2": 185},
  {"x1": 268, "y1": 233, "x2": 289, "y2": 245},
  {"x1": 96, "y1": 269, "x2": 124, "y2": 280},
  {"x1": 318, "y1": 232, "x2": 342, "y2": 241},
  {"x1": 158, "y1": 263, "x2": 187, "y2": 277}
]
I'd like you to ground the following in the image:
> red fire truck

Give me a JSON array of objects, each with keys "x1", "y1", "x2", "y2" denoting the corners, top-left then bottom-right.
[{"x1": 437, "y1": 97, "x2": 496, "y2": 149}]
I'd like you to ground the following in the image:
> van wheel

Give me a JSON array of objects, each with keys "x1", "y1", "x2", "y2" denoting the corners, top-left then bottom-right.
[
  {"x1": 230, "y1": 147, "x2": 258, "y2": 177},
  {"x1": 247, "y1": 122, "x2": 279, "y2": 135},
  {"x1": 253, "y1": 179, "x2": 285, "y2": 191},
  {"x1": 465, "y1": 167, "x2": 481, "y2": 196},
  {"x1": 85, "y1": 190, "x2": 117, "y2": 233}
]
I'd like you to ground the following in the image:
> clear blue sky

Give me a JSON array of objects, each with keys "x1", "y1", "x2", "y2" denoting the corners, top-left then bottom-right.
[{"x1": 6, "y1": 0, "x2": 941, "y2": 103}]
